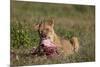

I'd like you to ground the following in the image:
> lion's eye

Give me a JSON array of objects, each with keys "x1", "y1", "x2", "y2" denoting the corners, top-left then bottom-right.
[{"x1": 46, "y1": 28, "x2": 49, "y2": 31}]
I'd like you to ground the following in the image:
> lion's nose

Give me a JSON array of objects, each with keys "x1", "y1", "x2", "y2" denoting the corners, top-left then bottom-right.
[{"x1": 41, "y1": 33, "x2": 47, "y2": 38}]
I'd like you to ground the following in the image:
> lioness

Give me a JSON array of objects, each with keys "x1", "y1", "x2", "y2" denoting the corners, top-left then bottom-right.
[{"x1": 34, "y1": 19, "x2": 79, "y2": 56}]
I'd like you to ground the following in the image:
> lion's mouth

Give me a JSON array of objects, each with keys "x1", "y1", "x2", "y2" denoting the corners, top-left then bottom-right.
[
  {"x1": 40, "y1": 34, "x2": 50, "y2": 40},
  {"x1": 41, "y1": 34, "x2": 47, "y2": 38}
]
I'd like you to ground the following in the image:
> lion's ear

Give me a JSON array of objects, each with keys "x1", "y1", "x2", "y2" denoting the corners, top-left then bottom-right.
[
  {"x1": 48, "y1": 19, "x2": 54, "y2": 27},
  {"x1": 33, "y1": 23, "x2": 40, "y2": 30}
]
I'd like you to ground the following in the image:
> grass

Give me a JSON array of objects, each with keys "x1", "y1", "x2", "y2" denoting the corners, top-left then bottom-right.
[{"x1": 11, "y1": 1, "x2": 95, "y2": 66}]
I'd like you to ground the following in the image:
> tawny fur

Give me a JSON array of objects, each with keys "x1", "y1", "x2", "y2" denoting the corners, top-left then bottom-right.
[{"x1": 34, "y1": 19, "x2": 79, "y2": 56}]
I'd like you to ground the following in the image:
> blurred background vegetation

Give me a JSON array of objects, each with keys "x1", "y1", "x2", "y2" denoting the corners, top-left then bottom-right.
[{"x1": 11, "y1": 1, "x2": 95, "y2": 66}]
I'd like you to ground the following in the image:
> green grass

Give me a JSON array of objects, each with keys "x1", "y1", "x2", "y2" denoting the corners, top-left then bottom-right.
[{"x1": 11, "y1": 1, "x2": 95, "y2": 66}]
